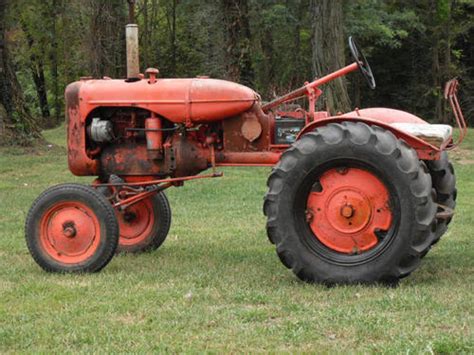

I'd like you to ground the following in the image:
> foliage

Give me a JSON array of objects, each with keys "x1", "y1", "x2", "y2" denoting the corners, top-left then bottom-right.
[{"x1": 0, "y1": 0, "x2": 473, "y2": 143}]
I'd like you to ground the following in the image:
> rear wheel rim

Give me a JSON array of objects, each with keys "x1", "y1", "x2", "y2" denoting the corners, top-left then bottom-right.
[
  {"x1": 116, "y1": 198, "x2": 155, "y2": 247},
  {"x1": 306, "y1": 167, "x2": 392, "y2": 255},
  {"x1": 39, "y1": 201, "x2": 101, "y2": 264}
]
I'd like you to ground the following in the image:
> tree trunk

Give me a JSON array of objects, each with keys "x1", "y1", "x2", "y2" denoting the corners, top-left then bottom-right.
[
  {"x1": 165, "y1": 0, "x2": 177, "y2": 76},
  {"x1": 21, "y1": 19, "x2": 50, "y2": 122},
  {"x1": 288, "y1": 0, "x2": 305, "y2": 88},
  {"x1": 0, "y1": 0, "x2": 39, "y2": 143},
  {"x1": 431, "y1": 0, "x2": 454, "y2": 123},
  {"x1": 127, "y1": 0, "x2": 136, "y2": 23},
  {"x1": 261, "y1": 25, "x2": 275, "y2": 98},
  {"x1": 142, "y1": 0, "x2": 149, "y2": 69},
  {"x1": 51, "y1": 0, "x2": 61, "y2": 124},
  {"x1": 31, "y1": 60, "x2": 50, "y2": 121},
  {"x1": 310, "y1": 0, "x2": 351, "y2": 113},
  {"x1": 88, "y1": 0, "x2": 127, "y2": 78},
  {"x1": 222, "y1": 0, "x2": 254, "y2": 87},
  {"x1": 432, "y1": 31, "x2": 442, "y2": 123}
]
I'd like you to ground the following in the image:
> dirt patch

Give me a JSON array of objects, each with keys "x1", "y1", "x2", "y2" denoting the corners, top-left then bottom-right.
[
  {"x1": 457, "y1": 159, "x2": 474, "y2": 165},
  {"x1": 114, "y1": 313, "x2": 146, "y2": 325},
  {"x1": 449, "y1": 148, "x2": 473, "y2": 164}
]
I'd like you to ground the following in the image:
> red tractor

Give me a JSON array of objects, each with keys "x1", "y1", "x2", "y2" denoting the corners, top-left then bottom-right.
[{"x1": 25, "y1": 28, "x2": 466, "y2": 284}]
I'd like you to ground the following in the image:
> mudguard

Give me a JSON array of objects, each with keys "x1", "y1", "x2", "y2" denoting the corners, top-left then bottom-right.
[{"x1": 297, "y1": 108, "x2": 444, "y2": 160}]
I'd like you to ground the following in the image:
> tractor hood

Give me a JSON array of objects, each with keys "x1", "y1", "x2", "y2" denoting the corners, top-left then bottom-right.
[{"x1": 66, "y1": 77, "x2": 259, "y2": 124}]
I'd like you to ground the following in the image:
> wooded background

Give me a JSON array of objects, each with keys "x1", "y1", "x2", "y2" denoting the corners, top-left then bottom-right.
[{"x1": 0, "y1": 0, "x2": 472, "y2": 144}]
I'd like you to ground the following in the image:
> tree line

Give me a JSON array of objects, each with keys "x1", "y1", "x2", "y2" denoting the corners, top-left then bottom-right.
[{"x1": 0, "y1": 0, "x2": 472, "y2": 144}]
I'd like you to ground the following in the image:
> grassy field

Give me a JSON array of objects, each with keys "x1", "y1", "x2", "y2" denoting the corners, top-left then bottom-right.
[{"x1": 0, "y1": 125, "x2": 473, "y2": 353}]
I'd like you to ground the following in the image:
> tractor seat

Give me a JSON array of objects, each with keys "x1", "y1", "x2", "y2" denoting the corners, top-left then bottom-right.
[{"x1": 390, "y1": 123, "x2": 453, "y2": 148}]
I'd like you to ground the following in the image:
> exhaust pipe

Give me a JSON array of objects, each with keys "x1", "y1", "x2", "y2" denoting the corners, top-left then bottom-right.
[{"x1": 125, "y1": 24, "x2": 140, "y2": 79}]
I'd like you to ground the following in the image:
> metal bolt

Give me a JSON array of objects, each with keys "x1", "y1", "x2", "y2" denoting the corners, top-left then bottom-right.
[
  {"x1": 341, "y1": 204, "x2": 354, "y2": 218},
  {"x1": 336, "y1": 167, "x2": 348, "y2": 175},
  {"x1": 123, "y1": 211, "x2": 137, "y2": 222},
  {"x1": 63, "y1": 226, "x2": 76, "y2": 238}
]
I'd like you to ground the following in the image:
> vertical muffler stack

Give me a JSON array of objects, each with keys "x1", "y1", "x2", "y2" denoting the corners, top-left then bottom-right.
[{"x1": 125, "y1": 24, "x2": 140, "y2": 79}]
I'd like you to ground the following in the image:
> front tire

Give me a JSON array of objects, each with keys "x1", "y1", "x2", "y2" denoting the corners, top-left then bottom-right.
[
  {"x1": 264, "y1": 122, "x2": 436, "y2": 284},
  {"x1": 25, "y1": 184, "x2": 119, "y2": 273},
  {"x1": 116, "y1": 192, "x2": 172, "y2": 253}
]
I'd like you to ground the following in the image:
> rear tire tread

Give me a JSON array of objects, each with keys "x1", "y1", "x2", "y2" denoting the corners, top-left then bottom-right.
[
  {"x1": 264, "y1": 122, "x2": 436, "y2": 284},
  {"x1": 425, "y1": 152, "x2": 457, "y2": 248}
]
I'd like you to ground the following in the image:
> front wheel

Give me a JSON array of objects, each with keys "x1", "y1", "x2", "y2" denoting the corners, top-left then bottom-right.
[
  {"x1": 264, "y1": 122, "x2": 436, "y2": 284},
  {"x1": 25, "y1": 184, "x2": 119, "y2": 273},
  {"x1": 116, "y1": 192, "x2": 172, "y2": 253}
]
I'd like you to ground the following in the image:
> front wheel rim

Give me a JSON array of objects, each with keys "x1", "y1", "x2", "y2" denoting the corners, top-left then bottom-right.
[
  {"x1": 39, "y1": 201, "x2": 101, "y2": 264},
  {"x1": 116, "y1": 198, "x2": 155, "y2": 247}
]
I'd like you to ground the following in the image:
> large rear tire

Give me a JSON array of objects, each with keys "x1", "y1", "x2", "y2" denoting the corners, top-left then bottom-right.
[
  {"x1": 25, "y1": 184, "x2": 119, "y2": 273},
  {"x1": 426, "y1": 152, "x2": 457, "y2": 245},
  {"x1": 264, "y1": 122, "x2": 436, "y2": 284}
]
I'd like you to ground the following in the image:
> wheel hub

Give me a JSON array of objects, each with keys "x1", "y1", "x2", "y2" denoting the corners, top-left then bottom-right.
[
  {"x1": 117, "y1": 198, "x2": 154, "y2": 244},
  {"x1": 62, "y1": 224, "x2": 77, "y2": 238},
  {"x1": 40, "y1": 202, "x2": 100, "y2": 263},
  {"x1": 306, "y1": 167, "x2": 392, "y2": 254},
  {"x1": 340, "y1": 204, "x2": 354, "y2": 218}
]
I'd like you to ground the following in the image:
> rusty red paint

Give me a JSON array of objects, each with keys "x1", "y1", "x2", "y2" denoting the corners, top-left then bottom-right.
[
  {"x1": 145, "y1": 114, "x2": 163, "y2": 159},
  {"x1": 39, "y1": 200, "x2": 101, "y2": 264},
  {"x1": 81, "y1": 78, "x2": 257, "y2": 123},
  {"x1": 306, "y1": 167, "x2": 392, "y2": 254},
  {"x1": 262, "y1": 62, "x2": 359, "y2": 112},
  {"x1": 241, "y1": 115, "x2": 262, "y2": 142},
  {"x1": 444, "y1": 79, "x2": 467, "y2": 149},
  {"x1": 64, "y1": 55, "x2": 464, "y2": 196}
]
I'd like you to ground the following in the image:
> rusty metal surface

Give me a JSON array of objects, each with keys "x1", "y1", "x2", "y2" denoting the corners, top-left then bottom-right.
[
  {"x1": 100, "y1": 142, "x2": 165, "y2": 176},
  {"x1": 223, "y1": 105, "x2": 271, "y2": 151},
  {"x1": 169, "y1": 135, "x2": 210, "y2": 177},
  {"x1": 262, "y1": 62, "x2": 359, "y2": 112},
  {"x1": 241, "y1": 115, "x2": 262, "y2": 142},
  {"x1": 145, "y1": 114, "x2": 163, "y2": 159},
  {"x1": 215, "y1": 151, "x2": 281, "y2": 166},
  {"x1": 66, "y1": 82, "x2": 99, "y2": 175},
  {"x1": 64, "y1": 43, "x2": 462, "y2": 187},
  {"x1": 95, "y1": 172, "x2": 223, "y2": 210},
  {"x1": 444, "y1": 79, "x2": 467, "y2": 149}
]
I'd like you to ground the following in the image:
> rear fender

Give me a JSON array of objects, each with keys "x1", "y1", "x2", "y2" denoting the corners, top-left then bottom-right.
[{"x1": 297, "y1": 109, "x2": 441, "y2": 160}]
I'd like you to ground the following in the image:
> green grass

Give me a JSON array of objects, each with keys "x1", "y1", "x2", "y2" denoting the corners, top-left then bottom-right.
[{"x1": 0, "y1": 125, "x2": 473, "y2": 353}]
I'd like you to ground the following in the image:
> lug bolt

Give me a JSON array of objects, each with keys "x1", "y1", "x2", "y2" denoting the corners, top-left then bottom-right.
[{"x1": 336, "y1": 167, "x2": 348, "y2": 175}]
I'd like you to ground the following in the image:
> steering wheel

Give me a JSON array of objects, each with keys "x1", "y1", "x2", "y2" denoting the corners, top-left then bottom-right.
[{"x1": 349, "y1": 36, "x2": 376, "y2": 89}]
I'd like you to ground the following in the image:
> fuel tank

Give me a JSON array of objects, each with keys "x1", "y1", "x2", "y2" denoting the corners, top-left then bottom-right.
[{"x1": 73, "y1": 77, "x2": 259, "y2": 124}]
